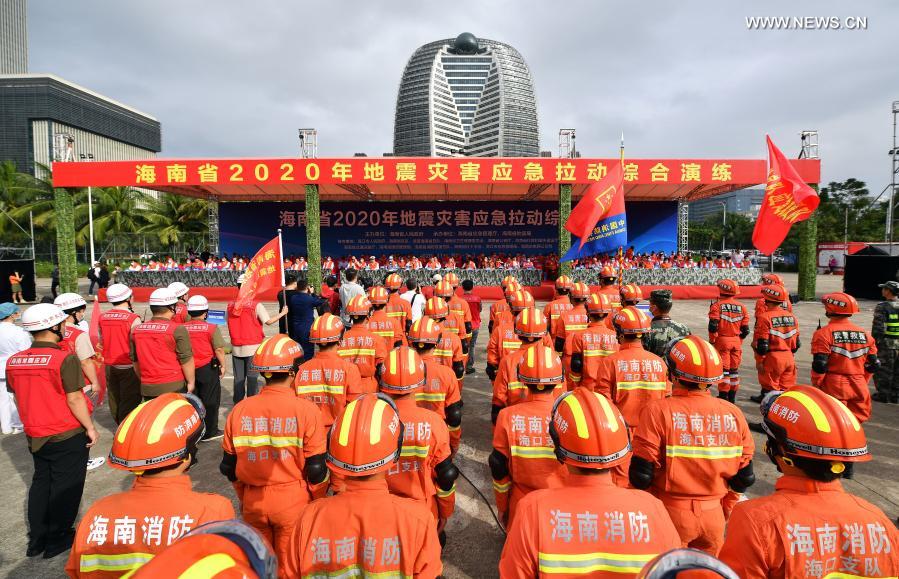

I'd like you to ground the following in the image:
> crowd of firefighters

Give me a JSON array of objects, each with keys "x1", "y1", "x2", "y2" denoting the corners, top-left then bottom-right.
[{"x1": 2, "y1": 266, "x2": 898, "y2": 578}]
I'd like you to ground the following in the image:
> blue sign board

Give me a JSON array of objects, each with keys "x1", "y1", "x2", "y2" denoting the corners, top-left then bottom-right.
[{"x1": 206, "y1": 309, "x2": 226, "y2": 325}]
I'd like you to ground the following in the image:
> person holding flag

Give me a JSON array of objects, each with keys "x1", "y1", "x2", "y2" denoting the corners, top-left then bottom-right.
[{"x1": 561, "y1": 149, "x2": 626, "y2": 262}]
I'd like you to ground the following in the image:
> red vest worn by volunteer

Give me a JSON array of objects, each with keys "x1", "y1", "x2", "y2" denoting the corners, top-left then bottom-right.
[
  {"x1": 227, "y1": 302, "x2": 264, "y2": 347},
  {"x1": 99, "y1": 309, "x2": 141, "y2": 366},
  {"x1": 59, "y1": 325, "x2": 85, "y2": 358},
  {"x1": 183, "y1": 320, "x2": 217, "y2": 367},
  {"x1": 132, "y1": 319, "x2": 183, "y2": 384},
  {"x1": 6, "y1": 346, "x2": 84, "y2": 437}
]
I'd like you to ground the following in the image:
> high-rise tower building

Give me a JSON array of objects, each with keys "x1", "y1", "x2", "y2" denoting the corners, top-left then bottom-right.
[
  {"x1": 0, "y1": 0, "x2": 28, "y2": 74},
  {"x1": 393, "y1": 32, "x2": 539, "y2": 157}
]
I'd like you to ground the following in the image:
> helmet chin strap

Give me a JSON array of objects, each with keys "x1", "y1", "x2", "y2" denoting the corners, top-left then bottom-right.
[{"x1": 50, "y1": 323, "x2": 65, "y2": 341}]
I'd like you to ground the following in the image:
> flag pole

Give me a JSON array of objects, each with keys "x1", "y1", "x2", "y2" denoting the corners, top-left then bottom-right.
[{"x1": 277, "y1": 229, "x2": 287, "y2": 311}]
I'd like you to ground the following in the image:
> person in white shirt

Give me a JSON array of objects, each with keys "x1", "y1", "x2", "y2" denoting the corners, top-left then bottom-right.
[
  {"x1": 400, "y1": 279, "x2": 426, "y2": 322},
  {"x1": 338, "y1": 268, "x2": 365, "y2": 325},
  {"x1": 0, "y1": 302, "x2": 29, "y2": 434}
]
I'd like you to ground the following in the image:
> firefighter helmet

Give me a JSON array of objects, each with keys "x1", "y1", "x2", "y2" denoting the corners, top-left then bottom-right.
[
  {"x1": 379, "y1": 346, "x2": 427, "y2": 394},
  {"x1": 434, "y1": 280, "x2": 455, "y2": 299},
  {"x1": 822, "y1": 292, "x2": 860, "y2": 316},
  {"x1": 636, "y1": 548, "x2": 739, "y2": 579},
  {"x1": 515, "y1": 307, "x2": 547, "y2": 339},
  {"x1": 619, "y1": 284, "x2": 643, "y2": 303},
  {"x1": 665, "y1": 336, "x2": 724, "y2": 385},
  {"x1": 326, "y1": 393, "x2": 403, "y2": 476},
  {"x1": 384, "y1": 273, "x2": 404, "y2": 291},
  {"x1": 501, "y1": 275, "x2": 517, "y2": 289},
  {"x1": 443, "y1": 272, "x2": 460, "y2": 287},
  {"x1": 517, "y1": 345, "x2": 563, "y2": 390},
  {"x1": 368, "y1": 286, "x2": 389, "y2": 305},
  {"x1": 570, "y1": 282, "x2": 591, "y2": 301},
  {"x1": 612, "y1": 306, "x2": 652, "y2": 335},
  {"x1": 550, "y1": 389, "x2": 631, "y2": 469},
  {"x1": 424, "y1": 297, "x2": 449, "y2": 319},
  {"x1": 308, "y1": 313, "x2": 344, "y2": 344},
  {"x1": 586, "y1": 293, "x2": 615, "y2": 316},
  {"x1": 508, "y1": 290, "x2": 535, "y2": 313},
  {"x1": 252, "y1": 334, "x2": 303, "y2": 373},
  {"x1": 407, "y1": 316, "x2": 441, "y2": 345},
  {"x1": 555, "y1": 275, "x2": 573, "y2": 291},
  {"x1": 716, "y1": 279, "x2": 739, "y2": 296},
  {"x1": 345, "y1": 295, "x2": 373, "y2": 317},
  {"x1": 761, "y1": 284, "x2": 787, "y2": 303},
  {"x1": 761, "y1": 273, "x2": 784, "y2": 286},
  {"x1": 503, "y1": 281, "x2": 522, "y2": 297},
  {"x1": 599, "y1": 265, "x2": 617, "y2": 280}
]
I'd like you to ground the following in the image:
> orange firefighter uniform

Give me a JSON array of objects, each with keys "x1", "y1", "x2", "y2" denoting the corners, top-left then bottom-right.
[
  {"x1": 338, "y1": 324, "x2": 387, "y2": 394},
  {"x1": 447, "y1": 294, "x2": 473, "y2": 339},
  {"x1": 432, "y1": 324, "x2": 465, "y2": 372},
  {"x1": 592, "y1": 342, "x2": 669, "y2": 424},
  {"x1": 754, "y1": 310, "x2": 800, "y2": 392},
  {"x1": 566, "y1": 318, "x2": 619, "y2": 392},
  {"x1": 294, "y1": 351, "x2": 363, "y2": 427},
  {"x1": 551, "y1": 303, "x2": 588, "y2": 345},
  {"x1": 385, "y1": 292, "x2": 412, "y2": 333},
  {"x1": 543, "y1": 295, "x2": 573, "y2": 329},
  {"x1": 417, "y1": 351, "x2": 463, "y2": 454},
  {"x1": 811, "y1": 317, "x2": 877, "y2": 423},
  {"x1": 366, "y1": 308, "x2": 406, "y2": 348},
  {"x1": 708, "y1": 291, "x2": 749, "y2": 397}
]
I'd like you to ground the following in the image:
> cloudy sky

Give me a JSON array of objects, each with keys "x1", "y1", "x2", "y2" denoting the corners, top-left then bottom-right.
[{"x1": 27, "y1": 0, "x2": 897, "y2": 192}]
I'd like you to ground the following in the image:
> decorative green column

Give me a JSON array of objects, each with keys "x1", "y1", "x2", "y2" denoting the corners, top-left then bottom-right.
[
  {"x1": 55, "y1": 188, "x2": 78, "y2": 293},
  {"x1": 559, "y1": 184, "x2": 572, "y2": 277},
  {"x1": 305, "y1": 184, "x2": 322, "y2": 291},
  {"x1": 796, "y1": 183, "x2": 819, "y2": 301}
]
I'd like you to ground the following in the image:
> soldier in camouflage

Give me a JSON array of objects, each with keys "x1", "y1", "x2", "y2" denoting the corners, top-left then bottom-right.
[
  {"x1": 642, "y1": 289, "x2": 691, "y2": 358},
  {"x1": 872, "y1": 280, "x2": 899, "y2": 403}
]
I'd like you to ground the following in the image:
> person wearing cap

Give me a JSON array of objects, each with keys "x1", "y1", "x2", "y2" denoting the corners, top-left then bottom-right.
[
  {"x1": 719, "y1": 386, "x2": 899, "y2": 577},
  {"x1": 643, "y1": 289, "x2": 691, "y2": 358},
  {"x1": 707, "y1": 279, "x2": 749, "y2": 403},
  {"x1": 491, "y1": 346, "x2": 569, "y2": 527},
  {"x1": 811, "y1": 293, "x2": 878, "y2": 422},
  {"x1": 630, "y1": 336, "x2": 755, "y2": 555},
  {"x1": 66, "y1": 393, "x2": 234, "y2": 577},
  {"x1": 384, "y1": 273, "x2": 413, "y2": 333},
  {"x1": 379, "y1": 347, "x2": 458, "y2": 540},
  {"x1": 872, "y1": 280, "x2": 899, "y2": 403},
  {"x1": 499, "y1": 388, "x2": 681, "y2": 578},
  {"x1": 54, "y1": 293, "x2": 102, "y2": 404},
  {"x1": 125, "y1": 520, "x2": 278, "y2": 579},
  {"x1": 285, "y1": 393, "x2": 442, "y2": 578},
  {"x1": 228, "y1": 283, "x2": 286, "y2": 403},
  {"x1": 167, "y1": 282, "x2": 190, "y2": 324},
  {"x1": 636, "y1": 549, "x2": 739, "y2": 579},
  {"x1": 6, "y1": 303, "x2": 99, "y2": 559},
  {"x1": 339, "y1": 295, "x2": 387, "y2": 393},
  {"x1": 543, "y1": 275, "x2": 574, "y2": 332},
  {"x1": 0, "y1": 302, "x2": 28, "y2": 434},
  {"x1": 183, "y1": 295, "x2": 226, "y2": 439},
  {"x1": 287, "y1": 279, "x2": 326, "y2": 363},
  {"x1": 459, "y1": 279, "x2": 482, "y2": 374},
  {"x1": 98, "y1": 284, "x2": 143, "y2": 424},
  {"x1": 221, "y1": 335, "x2": 327, "y2": 572},
  {"x1": 568, "y1": 293, "x2": 619, "y2": 393},
  {"x1": 132, "y1": 288, "x2": 195, "y2": 400},
  {"x1": 751, "y1": 284, "x2": 800, "y2": 403}
]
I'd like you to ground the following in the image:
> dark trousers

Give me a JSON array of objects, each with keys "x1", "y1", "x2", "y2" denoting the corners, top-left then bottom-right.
[
  {"x1": 290, "y1": 325, "x2": 315, "y2": 362},
  {"x1": 50, "y1": 282, "x2": 59, "y2": 299},
  {"x1": 28, "y1": 432, "x2": 89, "y2": 549},
  {"x1": 466, "y1": 329, "x2": 480, "y2": 371},
  {"x1": 195, "y1": 361, "x2": 221, "y2": 433},
  {"x1": 232, "y1": 356, "x2": 259, "y2": 403},
  {"x1": 875, "y1": 349, "x2": 899, "y2": 396},
  {"x1": 106, "y1": 366, "x2": 142, "y2": 424}
]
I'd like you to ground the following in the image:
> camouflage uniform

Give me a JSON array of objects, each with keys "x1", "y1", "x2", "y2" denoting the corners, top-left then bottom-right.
[
  {"x1": 643, "y1": 316, "x2": 691, "y2": 358},
  {"x1": 872, "y1": 287, "x2": 899, "y2": 402}
]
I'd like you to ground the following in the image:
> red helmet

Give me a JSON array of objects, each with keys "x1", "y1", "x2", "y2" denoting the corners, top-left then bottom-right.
[
  {"x1": 368, "y1": 286, "x2": 389, "y2": 305},
  {"x1": 517, "y1": 345, "x2": 563, "y2": 390},
  {"x1": 515, "y1": 307, "x2": 547, "y2": 339},
  {"x1": 407, "y1": 316, "x2": 441, "y2": 345},
  {"x1": 501, "y1": 275, "x2": 517, "y2": 289},
  {"x1": 379, "y1": 346, "x2": 426, "y2": 394},
  {"x1": 586, "y1": 292, "x2": 615, "y2": 315},
  {"x1": 761, "y1": 273, "x2": 784, "y2": 286},
  {"x1": 327, "y1": 393, "x2": 402, "y2": 477},
  {"x1": 508, "y1": 290, "x2": 535, "y2": 313},
  {"x1": 822, "y1": 292, "x2": 859, "y2": 316},
  {"x1": 385, "y1": 273, "x2": 403, "y2": 291},
  {"x1": 665, "y1": 336, "x2": 724, "y2": 385},
  {"x1": 110, "y1": 393, "x2": 205, "y2": 472},
  {"x1": 345, "y1": 295, "x2": 373, "y2": 317},
  {"x1": 619, "y1": 284, "x2": 643, "y2": 303},
  {"x1": 424, "y1": 297, "x2": 449, "y2": 319},
  {"x1": 443, "y1": 272, "x2": 460, "y2": 287},
  {"x1": 716, "y1": 279, "x2": 739, "y2": 296},
  {"x1": 612, "y1": 306, "x2": 652, "y2": 335},
  {"x1": 551, "y1": 389, "x2": 630, "y2": 469},
  {"x1": 308, "y1": 313, "x2": 344, "y2": 344},
  {"x1": 554, "y1": 275, "x2": 573, "y2": 291},
  {"x1": 599, "y1": 266, "x2": 617, "y2": 280},
  {"x1": 761, "y1": 385, "x2": 871, "y2": 464},
  {"x1": 252, "y1": 334, "x2": 303, "y2": 373},
  {"x1": 761, "y1": 284, "x2": 787, "y2": 303},
  {"x1": 434, "y1": 280, "x2": 454, "y2": 299},
  {"x1": 570, "y1": 282, "x2": 591, "y2": 301}
]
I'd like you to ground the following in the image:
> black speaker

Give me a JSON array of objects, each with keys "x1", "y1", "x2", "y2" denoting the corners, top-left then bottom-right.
[{"x1": 844, "y1": 255, "x2": 899, "y2": 300}]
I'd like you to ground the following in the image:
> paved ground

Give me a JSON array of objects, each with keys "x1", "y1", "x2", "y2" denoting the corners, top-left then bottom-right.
[{"x1": 1, "y1": 273, "x2": 897, "y2": 577}]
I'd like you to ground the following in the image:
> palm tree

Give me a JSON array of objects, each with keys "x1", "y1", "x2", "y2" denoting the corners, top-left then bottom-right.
[
  {"x1": 73, "y1": 186, "x2": 150, "y2": 247},
  {"x1": 139, "y1": 193, "x2": 208, "y2": 248}
]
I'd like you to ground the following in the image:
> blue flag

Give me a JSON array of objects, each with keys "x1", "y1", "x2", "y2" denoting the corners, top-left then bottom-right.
[{"x1": 561, "y1": 212, "x2": 628, "y2": 261}]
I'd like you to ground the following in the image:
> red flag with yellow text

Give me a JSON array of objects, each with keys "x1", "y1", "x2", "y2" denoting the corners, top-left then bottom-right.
[
  {"x1": 234, "y1": 236, "x2": 282, "y2": 313},
  {"x1": 752, "y1": 135, "x2": 819, "y2": 255},
  {"x1": 564, "y1": 162, "x2": 625, "y2": 250}
]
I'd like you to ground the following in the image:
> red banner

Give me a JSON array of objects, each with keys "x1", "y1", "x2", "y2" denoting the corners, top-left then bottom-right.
[
  {"x1": 51, "y1": 157, "x2": 820, "y2": 188},
  {"x1": 234, "y1": 235, "x2": 282, "y2": 313}
]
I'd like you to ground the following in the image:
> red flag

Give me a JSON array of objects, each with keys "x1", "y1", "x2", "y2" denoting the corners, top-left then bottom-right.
[
  {"x1": 752, "y1": 135, "x2": 820, "y2": 255},
  {"x1": 565, "y1": 162, "x2": 625, "y2": 249},
  {"x1": 87, "y1": 297, "x2": 106, "y2": 407},
  {"x1": 234, "y1": 235, "x2": 283, "y2": 313}
]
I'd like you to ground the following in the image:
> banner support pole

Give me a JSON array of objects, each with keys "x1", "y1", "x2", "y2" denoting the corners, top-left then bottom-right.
[
  {"x1": 558, "y1": 184, "x2": 572, "y2": 277},
  {"x1": 796, "y1": 184, "x2": 819, "y2": 300},
  {"x1": 305, "y1": 184, "x2": 322, "y2": 291}
]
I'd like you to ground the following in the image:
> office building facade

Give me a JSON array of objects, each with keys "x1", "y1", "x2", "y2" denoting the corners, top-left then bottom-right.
[
  {"x1": 688, "y1": 188, "x2": 765, "y2": 222},
  {"x1": 0, "y1": 0, "x2": 28, "y2": 74}
]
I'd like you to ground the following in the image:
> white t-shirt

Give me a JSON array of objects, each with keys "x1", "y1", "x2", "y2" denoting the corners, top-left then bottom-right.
[
  {"x1": 400, "y1": 290, "x2": 426, "y2": 322},
  {"x1": 0, "y1": 322, "x2": 32, "y2": 380}
]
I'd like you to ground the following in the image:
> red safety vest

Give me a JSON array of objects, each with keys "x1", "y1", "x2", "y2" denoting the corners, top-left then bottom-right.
[
  {"x1": 132, "y1": 320, "x2": 183, "y2": 384},
  {"x1": 6, "y1": 346, "x2": 84, "y2": 438},
  {"x1": 183, "y1": 320, "x2": 216, "y2": 367},
  {"x1": 227, "y1": 302, "x2": 264, "y2": 347},
  {"x1": 99, "y1": 309, "x2": 140, "y2": 365},
  {"x1": 59, "y1": 325, "x2": 85, "y2": 357},
  {"x1": 173, "y1": 303, "x2": 189, "y2": 325}
]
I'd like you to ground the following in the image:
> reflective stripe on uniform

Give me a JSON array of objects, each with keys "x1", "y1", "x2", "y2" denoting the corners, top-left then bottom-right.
[
  {"x1": 373, "y1": 330, "x2": 394, "y2": 338},
  {"x1": 400, "y1": 445, "x2": 430, "y2": 458},
  {"x1": 436, "y1": 483, "x2": 456, "y2": 498},
  {"x1": 338, "y1": 348, "x2": 376, "y2": 357},
  {"x1": 537, "y1": 551, "x2": 656, "y2": 575},
  {"x1": 508, "y1": 381, "x2": 526, "y2": 391},
  {"x1": 616, "y1": 381, "x2": 667, "y2": 391},
  {"x1": 769, "y1": 329, "x2": 798, "y2": 339},
  {"x1": 232, "y1": 434, "x2": 303, "y2": 448},
  {"x1": 510, "y1": 445, "x2": 556, "y2": 459},
  {"x1": 296, "y1": 384, "x2": 345, "y2": 395},
  {"x1": 665, "y1": 445, "x2": 743, "y2": 459},
  {"x1": 434, "y1": 349, "x2": 451, "y2": 357},
  {"x1": 493, "y1": 479, "x2": 511, "y2": 493},
  {"x1": 583, "y1": 350, "x2": 615, "y2": 357},
  {"x1": 80, "y1": 552, "x2": 154, "y2": 573},
  {"x1": 831, "y1": 346, "x2": 869, "y2": 359},
  {"x1": 302, "y1": 565, "x2": 412, "y2": 579},
  {"x1": 502, "y1": 341, "x2": 521, "y2": 350},
  {"x1": 720, "y1": 314, "x2": 744, "y2": 323},
  {"x1": 566, "y1": 324, "x2": 588, "y2": 331},
  {"x1": 415, "y1": 392, "x2": 446, "y2": 402},
  {"x1": 386, "y1": 312, "x2": 405, "y2": 318}
]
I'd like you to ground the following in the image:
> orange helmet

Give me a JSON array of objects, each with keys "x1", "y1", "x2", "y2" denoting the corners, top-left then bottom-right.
[
  {"x1": 368, "y1": 286, "x2": 389, "y2": 305},
  {"x1": 554, "y1": 275, "x2": 573, "y2": 291},
  {"x1": 716, "y1": 279, "x2": 739, "y2": 296},
  {"x1": 517, "y1": 345, "x2": 563, "y2": 390},
  {"x1": 130, "y1": 520, "x2": 278, "y2": 579},
  {"x1": 570, "y1": 282, "x2": 591, "y2": 301},
  {"x1": 761, "y1": 273, "x2": 784, "y2": 286},
  {"x1": 761, "y1": 385, "x2": 871, "y2": 464},
  {"x1": 599, "y1": 266, "x2": 617, "y2": 280},
  {"x1": 612, "y1": 306, "x2": 652, "y2": 335},
  {"x1": 508, "y1": 290, "x2": 535, "y2": 313},
  {"x1": 345, "y1": 295, "x2": 373, "y2": 317},
  {"x1": 550, "y1": 389, "x2": 630, "y2": 469},
  {"x1": 384, "y1": 273, "x2": 403, "y2": 291},
  {"x1": 252, "y1": 334, "x2": 303, "y2": 373},
  {"x1": 407, "y1": 316, "x2": 441, "y2": 345},
  {"x1": 109, "y1": 393, "x2": 205, "y2": 472},
  {"x1": 443, "y1": 272, "x2": 460, "y2": 287},
  {"x1": 586, "y1": 293, "x2": 614, "y2": 316},
  {"x1": 619, "y1": 283, "x2": 643, "y2": 303},
  {"x1": 327, "y1": 393, "x2": 402, "y2": 477},
  {"x1": 636, "y1": 548, "x2": 739, "y2": 579},
  {"x1": 761, "y1": 284, "x2": 787, "y2": 303},
  {"x1": 822, "y1": 292, "x2": 859, "y2": 316},
  {"x1": 424, "y1": 296, "x2": 449, "y2": 319},
  {"x1": 379, "y1": 346, "x2": 427, "y2": 394},
  {"x1": 503, "y1": 281, "x2": 522, "y2": 297},
  {"x1": 665, "y1": 336, "x2": 724, "y2": 385},
  {"x1": 501, "y1": 275, "x2": 517, "y2": 289},
  {"x1": 514, "y1": 307, "x2": 547, "y2": 339},
  {"x1": 434, "y1": 280, "x2": 454, "y2": 299},
  {"x1": 308, "y1": 313, "x2": 344, "y2": 344}
]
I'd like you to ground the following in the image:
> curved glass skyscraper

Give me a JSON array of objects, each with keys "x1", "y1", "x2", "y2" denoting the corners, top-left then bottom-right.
[{"x1": 393, "y1": 33, "x2": 539, "y2": 157}]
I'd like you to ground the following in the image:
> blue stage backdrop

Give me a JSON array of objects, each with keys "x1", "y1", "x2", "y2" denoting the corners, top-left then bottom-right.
[{"x1": 220, "y1": 201, "x2": 676, "y2": 257}]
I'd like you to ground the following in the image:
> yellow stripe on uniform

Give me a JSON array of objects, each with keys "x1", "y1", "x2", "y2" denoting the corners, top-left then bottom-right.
[
  {"x1": 338, "y1": 399, "x2": 358, "y2": 447},
  {"x1": 415, "y1": 392, "x2": 446, "y2": 402},
  {"x1": 779, "y1": 390, "x2": 834, "y2": 433},
  {"x1": 510, "y1": 446, "x2": 557, "y2": 459},
  {"x1": 537, "y1": 551, "x2": 656, "y2": 575},
  {"x1": 232, "y1": 435, "x2": 303, "y2": 448},
  {"x1": 338, "y1": 348, "x2": 376, "y2": 357},
  {"x1": 80, "y1": 553, "x2": 155, "y2": 573},
  {"x1": 436, "y1": 483, "x2": 456, "y2": 498},
  {"x1": 665, "y1": 445, "x2": 743, "y2": 459},
  {"x1": 493, "y1": 480, "x2": 511, "y2": 493},
  {"x1": 562, "y1": 395, "x2": 589, "y2": 439},
  {"x1": 296, "y1": 384, "x2": 345, "y2": 395},
  {"x1": 370, "y1": 399, "x2": 387, "y2": 445},
  {"x1": 400, "y1": 445, "x2": 430, "y2": 458},
  {"x1": 147, "y1": 399, "x2": 191, "y2": 444},
  {"x1": 616, "y1": 381, "x2": 667, "y2": 391}
]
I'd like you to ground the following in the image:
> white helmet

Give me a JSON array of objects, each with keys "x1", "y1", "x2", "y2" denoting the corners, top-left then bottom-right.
[
  {"x1": 106, "y1": 283, "x2": 133, "y2": 303},
  {"x1": 21, "y1": 303, "x2": 68, "y2": 332},
  {"x1": 149, "y1": 287, "x2": 178, "y2": 307},
  {"x1": 186, "y1": 295, "x2": 209, "y2": 312},
  {"x1": 54, "y1": 292, "x2": 87, "y2": 312},
  {"x1": 168, "y1": 282, "x2": 190, "y2": 298}
]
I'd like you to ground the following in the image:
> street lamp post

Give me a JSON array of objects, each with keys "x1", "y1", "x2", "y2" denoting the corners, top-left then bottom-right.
[{"x1": 80, "y1": 153, "x2": 96, "y2": 266}]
